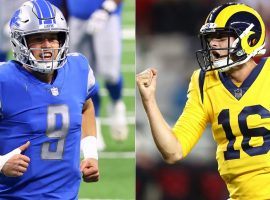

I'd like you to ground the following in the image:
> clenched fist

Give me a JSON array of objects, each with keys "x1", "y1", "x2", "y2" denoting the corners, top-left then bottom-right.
[
  {"x1": 136, "y1": 68, "x2": 157, "y2": 103},
  {"x1": 80, "y1": 158, "x2": 99, "y2": 182}
]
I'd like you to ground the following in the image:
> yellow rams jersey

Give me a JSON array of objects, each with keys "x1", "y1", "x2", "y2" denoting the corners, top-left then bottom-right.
[{"x1": 172, "y1": 58, "x2": 270, "y2": 200}]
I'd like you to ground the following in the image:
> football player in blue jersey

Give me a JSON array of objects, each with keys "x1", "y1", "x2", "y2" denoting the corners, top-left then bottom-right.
[
  {"x1": 67, "y1": 0, "x2": 128, "y2": 147},
  {"x1": 0, "y1": 0, "x2": 99, "y2": 199}
]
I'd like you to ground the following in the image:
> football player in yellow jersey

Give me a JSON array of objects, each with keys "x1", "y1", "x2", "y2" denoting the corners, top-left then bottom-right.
[{"x1": 137, "y1": 2, "x2": 270, "y2": 200}]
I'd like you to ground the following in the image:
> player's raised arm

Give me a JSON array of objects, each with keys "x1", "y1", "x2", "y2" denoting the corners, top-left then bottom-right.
[{"x1": 136, "y1": 68, "x2": 183, "y2": 164}]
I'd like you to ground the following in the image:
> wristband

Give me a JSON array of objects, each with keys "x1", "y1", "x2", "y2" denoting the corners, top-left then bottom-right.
[
  {"x1": 0, "y1": 148, "x2": 21, "y2": 172},
  {"x1": 81, "y1": 136, "x2": 98, "y2": 160},
  {"x1": 102, "y1": 0, "x2": 117, "y2": 13}
]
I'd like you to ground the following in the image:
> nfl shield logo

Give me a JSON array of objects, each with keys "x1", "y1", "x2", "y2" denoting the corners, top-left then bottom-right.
[
  {"x1": 51, "y1": 87, "x2": 59, "y2": 96},
  {"x1": 234, "y1": 88, "x2": 243, "y2": 100}
]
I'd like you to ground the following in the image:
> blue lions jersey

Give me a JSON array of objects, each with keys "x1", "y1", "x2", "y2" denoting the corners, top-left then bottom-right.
[
  {"x1": 67, "y1": 0, "x2": 123, "y2": 20},
  {"x1": 0, "y1": 53, "x2": 97, "y2": 199}
]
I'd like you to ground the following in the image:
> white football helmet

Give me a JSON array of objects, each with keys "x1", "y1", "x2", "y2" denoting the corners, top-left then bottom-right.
[{"x1": 9, "y1": 0, "x2": 69, "y2": 73}]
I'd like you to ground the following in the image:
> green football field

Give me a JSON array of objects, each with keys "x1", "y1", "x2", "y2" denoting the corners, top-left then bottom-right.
[{"x1": 79, "y1": 1, "x2": 135, "y2": 199}]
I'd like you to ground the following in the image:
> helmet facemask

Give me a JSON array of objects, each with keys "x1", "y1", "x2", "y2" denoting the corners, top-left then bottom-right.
[
  {"x1": 196, "y1": 28, "x2": 246, "y2": 72},
  {"x1": 12, "y1": 31, "x2": 69, "y2": 74}
]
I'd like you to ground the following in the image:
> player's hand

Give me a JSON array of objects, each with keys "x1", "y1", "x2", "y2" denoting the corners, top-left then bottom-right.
[
  {"x1": 1, "y1": 141, "x2": 31, "y2": 177},
  {"x1": 136, "y1": 68, "x2": 158, "y2": 103},
  {"x1": 86, "y1": 9, "x2": 110, "y2": 34},
  {"x1": 80, "y1": 158, "x2": 99, "y2": 182}
]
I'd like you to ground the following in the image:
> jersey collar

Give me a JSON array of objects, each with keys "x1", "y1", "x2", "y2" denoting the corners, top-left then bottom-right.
[{"x1": 218, "y1": 58, "x2": 266, "y2": 100}]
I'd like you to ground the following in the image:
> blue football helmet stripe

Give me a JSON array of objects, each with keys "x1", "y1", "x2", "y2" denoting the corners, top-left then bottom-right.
[
  {"x1": 45, "y1": 0, "x2": 56, "y2": 23},
  {"x1": 32, "y1": 0, "x2": 55, "y2": 25},
  {"x1": 32, "y1": 1, "x2": 43, "y2": 25}
]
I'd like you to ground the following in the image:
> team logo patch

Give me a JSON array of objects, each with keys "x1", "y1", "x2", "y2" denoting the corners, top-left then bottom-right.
[
  {"x1": 10, "y1": 10, "x2": 22, "y2": 27},
  {"x1": 51, "y1": 87, "x2": 59, "y2": 96}
]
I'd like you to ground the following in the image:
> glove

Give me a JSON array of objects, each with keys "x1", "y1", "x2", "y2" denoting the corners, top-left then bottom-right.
[
  {"x1": 86, "y1": 9, "x2": 110, "y2": 34},
  {"x1": 86, "y1": 0, "x2": 117, "y2": 34}
]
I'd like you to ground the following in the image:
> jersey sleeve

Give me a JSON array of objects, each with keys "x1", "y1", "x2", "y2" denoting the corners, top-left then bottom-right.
[
  {"x1": 67, "y1": 53, "x2": 98, "y2": 100},
  {"x1": 172, "y1": 70, "x2": 209, "y2": 158},
  {"x1": 86, "y1": 64, "x2": 98, "y2": 100}
]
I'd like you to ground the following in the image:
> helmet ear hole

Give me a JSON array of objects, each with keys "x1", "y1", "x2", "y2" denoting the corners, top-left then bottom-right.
[
  {"x1": 57, "y1": 32, "x2": 66, "y2": 47},
  {"x1": 248, "y1": 36, "x2": 258, "y2": 47}
]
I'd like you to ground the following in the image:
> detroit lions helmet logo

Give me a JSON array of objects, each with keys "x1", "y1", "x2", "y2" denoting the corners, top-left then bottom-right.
[
  {"x1": 10, "y1": 10, "x2": 22, "y2": 27},
  {"x1": 10, "y1": 9, "x2": 29, "y2": 28}
]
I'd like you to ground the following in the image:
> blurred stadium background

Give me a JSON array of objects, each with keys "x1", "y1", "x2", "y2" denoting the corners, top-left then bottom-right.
[
  {"x1": 136, "y1": 0, "x2": 270, "y2": 200},
  {"x1": 0, "y1": 0, "x2": 135, "y2": 199}
]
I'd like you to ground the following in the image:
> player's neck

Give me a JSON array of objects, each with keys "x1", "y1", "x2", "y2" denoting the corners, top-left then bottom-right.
[
  {"x1": 23, "y1": 65, "x2": 55, "y2": 84},
  {"x1": 226, "y1": 60, "x2": 257, "y2": 85},
  {"x1": 32, "y1": 71, "x2": 56, "y2": 84}
]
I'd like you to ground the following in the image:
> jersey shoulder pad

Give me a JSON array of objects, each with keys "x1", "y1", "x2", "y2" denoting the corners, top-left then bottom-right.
[
  {"x1": 66, "y1": 53, "x2": 97, "y2": 98},
  {"x1": 189, "y1": 69, "x2": 218, "y2": 103},
  {"x1": 188, "y1": 69, "x2": 205, "y2": 103},
  {"x1": 66, "y1": 53, "x2": 92, "y2": 71},
  {"x1": 67, "y1": 52, "x2": 88, "y2": 63},
  {"x1": 0, "y1": 61, "x2": 18, "y2": 81}
]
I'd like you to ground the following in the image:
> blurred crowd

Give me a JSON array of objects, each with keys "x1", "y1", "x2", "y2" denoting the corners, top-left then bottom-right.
[{"x1": 136, "y1": 0, "x2": 270, "y2": 199}]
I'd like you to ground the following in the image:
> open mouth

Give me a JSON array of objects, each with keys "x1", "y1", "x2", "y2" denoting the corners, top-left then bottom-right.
[
  {"x1": 211, "y1": 51, "x2": 221, "y2": 60},
  {"x1": 39, "y1": 52, "x2": 53, "y2": 60},
  {"x1": 211, "y1": 51, "x2": 228, "y2": 61}
]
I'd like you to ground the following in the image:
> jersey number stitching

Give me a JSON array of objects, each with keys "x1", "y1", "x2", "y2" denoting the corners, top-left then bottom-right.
[
  {"x1": 218, "y1": 105, "x2": 270, "y2": 160},
  {"x1": 41, "y1": 105, "x2": 69, "y2": 160}
]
